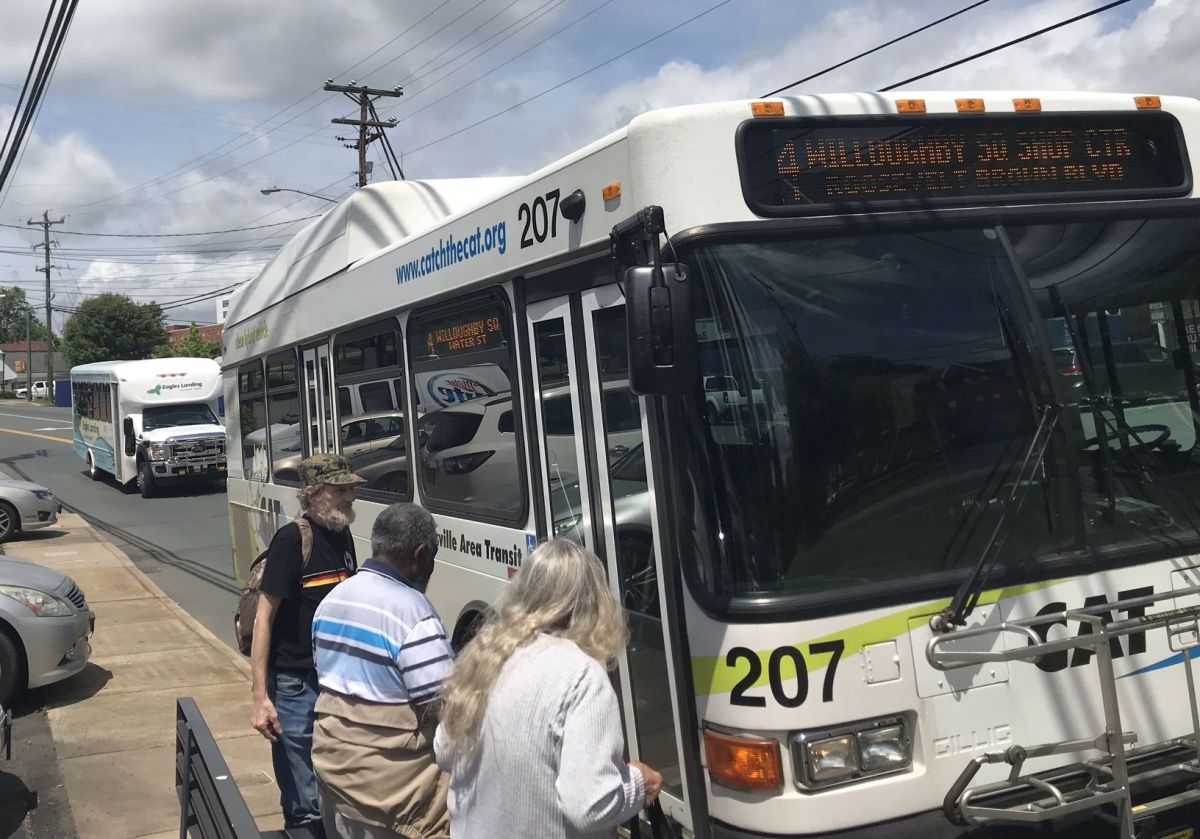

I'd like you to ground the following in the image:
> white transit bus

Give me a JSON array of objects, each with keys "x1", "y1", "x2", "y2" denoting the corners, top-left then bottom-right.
[
  {"x1": 71, "y1": 358, "x2": 227, "y2": 498},
  {"x1": 224, "y1": 91, "x2": 1200, "y2": 838}
]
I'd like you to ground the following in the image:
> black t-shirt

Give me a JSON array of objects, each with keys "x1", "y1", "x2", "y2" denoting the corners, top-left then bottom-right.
[{"x1": 260, "y1": 515, "x2": 357, "y2": 671}]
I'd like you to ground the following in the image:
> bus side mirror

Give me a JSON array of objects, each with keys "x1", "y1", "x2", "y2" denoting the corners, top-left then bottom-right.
[
  {"x1": 123, "y1": 417, "x2": 136, "y2": 456},
  {"x1": 625, "y1": 264, "x2": 696, "y2": 395}
]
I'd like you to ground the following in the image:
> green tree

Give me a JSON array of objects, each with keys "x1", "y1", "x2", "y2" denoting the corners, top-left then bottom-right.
[
  {"x1": 0, "y1": 287, "x2": 51, "y2": 344},
  {"x1": 173, "y1": 322, "x2": 221, "y2": 359},
  {"x1": 61, "y1": 294, "x2": 168, "y2": 366}
]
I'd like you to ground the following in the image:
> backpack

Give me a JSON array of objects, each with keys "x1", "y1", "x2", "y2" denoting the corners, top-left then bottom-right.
[{"x1": 234, "y1": 517, "x2": 313, "y2": 656}]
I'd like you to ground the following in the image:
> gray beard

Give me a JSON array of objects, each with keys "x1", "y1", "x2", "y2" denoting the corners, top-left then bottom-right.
[{"x1": 308, "y1": 505, "x2": 355, "y2": 532}]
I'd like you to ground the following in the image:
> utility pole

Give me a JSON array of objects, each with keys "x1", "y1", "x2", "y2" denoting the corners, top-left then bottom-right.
[
  {"x1": 25, "y1": 309, "x2": 32, "y2": 397},
  {"x1": 325, "y1": 80, "x2": 403, "y2": 187},
  {"x1": 27, "y1": 209, "x2": 63, "y2": 400}
]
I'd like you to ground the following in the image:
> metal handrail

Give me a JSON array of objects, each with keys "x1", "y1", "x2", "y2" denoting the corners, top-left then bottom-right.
[
  {"x1": 932, "y1": 579, "x2": 1200, "y2": 839},
  {"x1": 927, "y1": 582, "x2": 1200, "y2": 671}
]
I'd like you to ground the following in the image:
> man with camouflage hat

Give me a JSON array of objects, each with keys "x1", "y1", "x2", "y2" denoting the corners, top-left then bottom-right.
[{"x1": 251, "y1": 453, "x2": 366, "y2": 838}]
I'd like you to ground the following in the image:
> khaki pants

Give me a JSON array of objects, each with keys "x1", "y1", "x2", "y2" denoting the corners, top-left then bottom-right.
[
  {"x1": 320, "y1": 779, "x2": 403, "y2": 839},
  {"x1": 311, "y1": 691, "x2": 449, "y2": 839}
]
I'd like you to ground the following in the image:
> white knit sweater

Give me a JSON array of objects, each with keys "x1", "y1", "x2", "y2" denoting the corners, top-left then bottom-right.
[{"x1": 434, "y1": 634, "x2": 646, "y2": 839}]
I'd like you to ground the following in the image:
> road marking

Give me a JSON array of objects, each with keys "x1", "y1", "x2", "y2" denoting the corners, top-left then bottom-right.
[
  {"x1": 0, "y1": 410, "x2": 70, "y2": 422},
  {"x1": 43, "y1": 550, "x2": 78, "y2": 557},
  {"x1": 34, "y1": 426, "x2": 71, "y2": 431},
  {"x1": 0, "y1": 427, "x2": 71, "y2": 444}
]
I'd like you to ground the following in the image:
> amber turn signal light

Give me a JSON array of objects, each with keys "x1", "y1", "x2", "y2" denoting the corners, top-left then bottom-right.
[
  {"x1": 602, "y1": 182, "x2": 621, "y2": 201},
  {"x1": 704, "y1": 729, "x2": 783, "y2": 792},
  {"x1": 1134, "y1": 95, "x2": 1162, "y2": 110},
  {"x1": 895, "y1": 99, "x2": 926, "y2": 113}
]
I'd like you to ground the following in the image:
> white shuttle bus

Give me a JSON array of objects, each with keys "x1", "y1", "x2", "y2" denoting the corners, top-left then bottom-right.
[
  {"x1": 71, "y1": 358, "x2": 227, "y2": 498},
  {"x1": 224, "y1": 91, "x2": 1200, "y2": 838}
]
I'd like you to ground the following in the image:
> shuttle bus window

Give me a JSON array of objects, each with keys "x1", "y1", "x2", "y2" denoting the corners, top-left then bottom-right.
[
  {"x1": 334, "y1": 320, "x2": 410, "y2": 499},
  {"x1": 266, "y1": 350, "x2": 302, "y2": 485},
  {"x1": 238, "y1": 361, "x2": 268, "y2": 481},
  {"x1": 407, "y1": 291, "x2": 525, "y2": 522}
]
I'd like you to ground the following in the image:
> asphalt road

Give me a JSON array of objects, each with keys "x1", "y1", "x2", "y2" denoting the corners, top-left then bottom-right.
[{"x1": 0, "y1": 402, "x2": 237, "y2": 649}]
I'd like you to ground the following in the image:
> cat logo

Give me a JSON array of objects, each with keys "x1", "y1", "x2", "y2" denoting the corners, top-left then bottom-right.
[{"x1": 1029, "y1": 586, "x2": 1153, "y2": 672}]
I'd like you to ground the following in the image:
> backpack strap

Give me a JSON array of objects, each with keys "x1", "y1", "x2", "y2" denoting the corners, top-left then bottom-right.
[{"x1": 293, "y1": 516, "x2": 314, "y2": 571}]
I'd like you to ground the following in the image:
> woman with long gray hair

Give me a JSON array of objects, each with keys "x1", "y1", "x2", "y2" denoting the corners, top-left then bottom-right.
[{"x1": 434, "y1": 539, "x2": 662, "y2": 838}]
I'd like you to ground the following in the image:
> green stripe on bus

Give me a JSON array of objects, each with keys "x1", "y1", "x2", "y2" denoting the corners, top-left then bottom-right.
[{"x1": 690, "y1": 579, "x2": 1062, "y2": 697}]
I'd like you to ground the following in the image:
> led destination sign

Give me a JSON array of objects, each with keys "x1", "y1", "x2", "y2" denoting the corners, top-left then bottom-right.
[
  {"x1": 740, "y1": 112, "x2": 1189, "y2": 214},
  {"x1": 422, "y1": 307, "x2": 505, "y2": 358}
]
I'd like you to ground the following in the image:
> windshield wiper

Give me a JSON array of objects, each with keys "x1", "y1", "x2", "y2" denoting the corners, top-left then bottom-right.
[{"x1": 932, "y1": 401, "x2": 1061, "y2": 632}]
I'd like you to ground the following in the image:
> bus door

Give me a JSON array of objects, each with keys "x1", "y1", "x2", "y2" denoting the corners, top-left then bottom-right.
[
  {"x1": 301, "y1": 344, "x2": 334, "y2": 453},
  {"x1": 527, "y1": 286, "x2": 692, "y2": 830}
]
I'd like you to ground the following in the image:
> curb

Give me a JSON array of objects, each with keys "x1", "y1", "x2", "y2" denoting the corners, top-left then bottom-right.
[{"x1": 88, "y1": 522, "x2": 252, "y2": 680}]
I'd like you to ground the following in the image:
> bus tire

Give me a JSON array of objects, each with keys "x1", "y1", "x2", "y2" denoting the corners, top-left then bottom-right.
[
  {"x1": 451, "y1": 611, "x2": 485, "y2": 652},
  {"x1": 137, "y1": 461, "x2": 156, "y2": 499},
  {"x1": 86, "y1": 451, "x2": 102, "y2": 480}
]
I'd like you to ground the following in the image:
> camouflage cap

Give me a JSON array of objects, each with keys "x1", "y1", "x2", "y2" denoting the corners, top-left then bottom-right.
[{"x1": 298, "y1": 453, "x2": 367, "y2": 487}]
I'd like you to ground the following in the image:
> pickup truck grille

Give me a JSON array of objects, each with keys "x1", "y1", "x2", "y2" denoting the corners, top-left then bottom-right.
[{"x1": 169, "y1": 436, "x2": 226, "y2": 463}]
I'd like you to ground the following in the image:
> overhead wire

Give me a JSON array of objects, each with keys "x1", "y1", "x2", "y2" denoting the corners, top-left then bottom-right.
[
  {"x1": 0, "y1": 0, "x2": 80, "y2": 210},
  {"x1": 761, "y1": 0, "x2": 993, "y2": 97},
  {"x1": 63, "y1": 0, "x2": 458, "y2": 214},
  {"x1": 400, "y1": 0, "x2": 735, "y2": 160},
  {"x1": 880, "y1": 0, "x2": 1137, "y2": 90}
]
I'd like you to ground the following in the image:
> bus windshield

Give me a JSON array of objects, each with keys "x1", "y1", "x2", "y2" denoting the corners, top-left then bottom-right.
[
  {"x1": 675, "y1": 216, "x2": 1200, "y2": 611},
  {"x1": 143, "y1": 403, "x2": 219, "y2": 431}
]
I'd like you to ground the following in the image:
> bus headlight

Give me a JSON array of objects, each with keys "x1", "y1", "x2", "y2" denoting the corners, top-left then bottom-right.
[
  {"x1": 805, "y1": 735, "x2": 857, "y2": 784},
  {"x1": 859, "y1": 724, "x2": 908, "y2": 772},
  {"x1": 792, "y1": 716, "x2": 912, "y2": 790}
]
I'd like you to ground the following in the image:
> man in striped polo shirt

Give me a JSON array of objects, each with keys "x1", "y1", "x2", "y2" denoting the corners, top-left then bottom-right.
[{"x1": 311, "y1": 502, "x2": 453, "y2": 839}]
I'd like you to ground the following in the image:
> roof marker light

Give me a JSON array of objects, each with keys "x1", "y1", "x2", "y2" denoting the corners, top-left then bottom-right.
[
  {"x1": 895, "y1": 99, "x2": 925, "y2": 113},
  {"x1": 1135, "y1": 95, "x2": 1162, "y2": 110},
  {"x1": 1013, "y1": 97, "x2": 1041, "y2": 112},
  {"x1": 956, "y1": 98, "x2": 985, "y2": 113},
  {"x1": 602, "y1": 182, "x2": 621, "y2": 201},
  {"x1": 751, "y1": 101, "x2": 785, "y2": 117}
]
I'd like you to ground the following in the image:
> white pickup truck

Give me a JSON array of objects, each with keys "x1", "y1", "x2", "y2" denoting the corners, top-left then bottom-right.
[
  {"x1": 14, "y1": 381, "x2": 47, "y2": 399},
  {"x1": 703, "y1": 374, "x2": 767, "y2": 423}
]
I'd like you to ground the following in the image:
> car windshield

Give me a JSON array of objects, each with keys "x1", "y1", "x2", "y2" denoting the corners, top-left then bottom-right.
[
  {"x1": 143, "y1": 403, "x2": 218, "y2": 431},
  {"x1": 673, "y1": 216, "x2": 1200, "y2": 611}
]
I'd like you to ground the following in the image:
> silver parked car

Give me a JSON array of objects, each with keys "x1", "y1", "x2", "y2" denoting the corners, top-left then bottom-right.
[
  {"x1": 0, "y1": 555, "x2": 94, "y2": 706},
  {"x1": 0, "y1": 479, "x2": 61, "y2": 543}
]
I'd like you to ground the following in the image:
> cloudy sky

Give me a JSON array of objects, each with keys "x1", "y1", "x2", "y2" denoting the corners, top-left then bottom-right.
[{"x1": 0, "y1": 0, "x2": 1196, "y2": 328}]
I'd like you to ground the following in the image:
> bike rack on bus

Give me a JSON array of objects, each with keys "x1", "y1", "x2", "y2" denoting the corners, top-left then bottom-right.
[{"x1": 928, "y1": 583, "x2": 1200, "y2": 839}]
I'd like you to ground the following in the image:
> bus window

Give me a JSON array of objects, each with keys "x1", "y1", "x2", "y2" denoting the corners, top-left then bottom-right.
[
  {"x1": 238, "y1": 361, "x2": 268, "y2": 481},
  {"x1": 534, "y1": 318, "x2": 584, "y2": 545},
  {"x1": 408, "y1": 291, "x2": 525, "y2": 522},
  {"x1": 334, "y1": 320, "x2": 409, "y2": 498},
  {"x1": 266, "y1": 350, "x2": 302, "y2": 484},
  {"x1": 1014, "y1": 216, "x2": 1200, "y2": 558}
]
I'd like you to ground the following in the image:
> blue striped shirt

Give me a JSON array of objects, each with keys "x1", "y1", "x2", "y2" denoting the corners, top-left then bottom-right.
[{"x1": 312, "y1": 559, "x2": 453, "y2": 705}]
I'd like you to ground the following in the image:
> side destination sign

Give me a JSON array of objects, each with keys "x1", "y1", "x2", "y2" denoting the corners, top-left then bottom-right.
[{"x1": 739, "y1": 111, "x2": 1190, "y2": 214}]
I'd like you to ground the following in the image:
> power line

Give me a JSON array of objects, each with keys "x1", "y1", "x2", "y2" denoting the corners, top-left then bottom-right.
[
  {"x1": 401, "y1": 0, "x2": 735, "y2": 160},
  {"x1": 881, "y1": 0, "x2": 1137, "y2": 91},
  {"x1": 380, "y1": 0, "x2": 601, "y2": 124},
  {"x1": 0, "y1": 215, "x2": 321, "y2": 238},
  {"x1": 62, "y1": 1, "x2": 457, "y2": 215},
  {"x1": 0, "y1": 0, "x2": 80, "y2": 210},
  {"x1": 761, "y1": 0, "x2": 993, "y2": 97}
]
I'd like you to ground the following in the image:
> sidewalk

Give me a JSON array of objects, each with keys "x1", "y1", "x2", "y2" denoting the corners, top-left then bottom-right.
[{"x1": 9, "y1": 510, "x2": 283, "y2": 838}]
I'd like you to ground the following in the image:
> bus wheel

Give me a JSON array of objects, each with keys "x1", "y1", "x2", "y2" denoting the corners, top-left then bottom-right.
[
  {"x1": 86, "y1": 452, "x2": 101, "y2": 480},
  {"x1": 137, "y1": 462, "x2": 156, "y2": 499}
]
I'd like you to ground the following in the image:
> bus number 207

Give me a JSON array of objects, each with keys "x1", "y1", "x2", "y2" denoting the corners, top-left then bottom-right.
[{"x1": 727, "y1": 640, "x2": 845, "y2": 708}]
